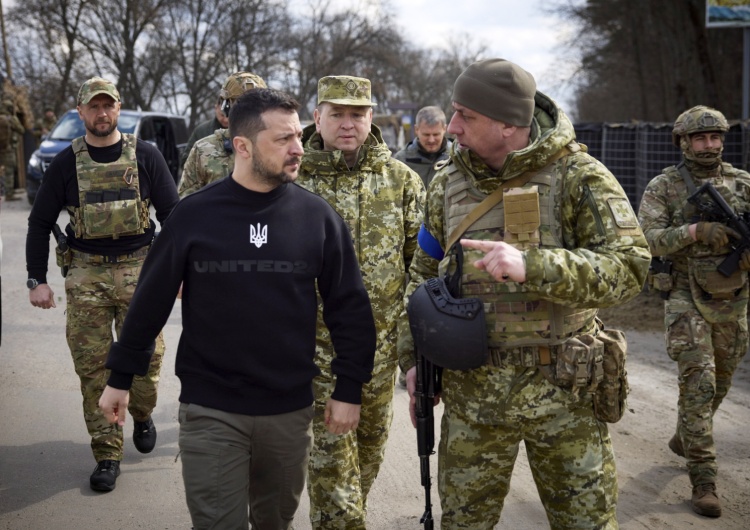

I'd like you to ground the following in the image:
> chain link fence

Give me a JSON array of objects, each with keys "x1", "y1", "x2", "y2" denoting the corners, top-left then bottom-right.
[{"x1": 574, "y1": 121, "x2": 750, "y2": 212}]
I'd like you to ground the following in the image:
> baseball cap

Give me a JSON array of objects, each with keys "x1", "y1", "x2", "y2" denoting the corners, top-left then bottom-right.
[
  {"x1": 78, "y1": 77, "x2": 121, "y2": 105},
  {"x1": 317, "y1": 75, "x2": 377, "y2": 107}
]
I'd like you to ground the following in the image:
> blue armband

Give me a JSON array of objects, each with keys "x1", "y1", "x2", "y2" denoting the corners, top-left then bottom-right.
[{"x1": 418, "y1": 224, "x2": 444, "y2": 260}]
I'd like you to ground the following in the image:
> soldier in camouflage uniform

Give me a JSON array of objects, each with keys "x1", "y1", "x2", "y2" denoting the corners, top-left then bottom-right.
[
  {"x1": 178, "y1": 71, "x2": 266, "y2": 198},
  {"x1": 25, "y1": 77, "x2": 178, "y2": 493},
  {"x1": 637, "y1": 105, "x2": 750, "y2": 518},
  {"x1": 34, "y1": 107, "x2": 58, "y2": 145},
  {"x1": 0, "y1": 98, "x2": 26, "y2": 200},
  {"x1": 399, "y1": 58, "x2": 650, "y2": 529},
  {"x1": 297, "y1": 75, "x2": 425, "y2": 529}
]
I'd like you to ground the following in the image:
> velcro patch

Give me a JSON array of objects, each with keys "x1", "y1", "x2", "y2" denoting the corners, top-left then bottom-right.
[{"x1": 607, "y1": 198, "x2": 638, "y2": 229}]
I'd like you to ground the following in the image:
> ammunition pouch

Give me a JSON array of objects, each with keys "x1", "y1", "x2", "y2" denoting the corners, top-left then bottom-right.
[
  {"x1": 55, "y1": 246, "x2": 72, "y2": 277},
  {"x1": 407, "y1": 277, "x2": 487, "y2": 370},
  {"x1": 648, "y1": 258, "x2": 673, "y2": 299},
  {"x1": 540, "y1": 321, "x2": 629, "y2": 423}
]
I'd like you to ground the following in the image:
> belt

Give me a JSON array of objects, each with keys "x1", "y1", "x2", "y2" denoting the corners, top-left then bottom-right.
[
  {"x1": 71, "y1": 245, "x2": 150, "y2": 264},
  {"x1": 487, "y1": 345, "x2": 554, "y2": 367}
]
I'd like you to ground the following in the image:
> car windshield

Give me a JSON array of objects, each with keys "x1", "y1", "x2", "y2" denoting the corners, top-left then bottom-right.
[{"x1": 48, "y1": 112, "x2": 138, "y2": 141}]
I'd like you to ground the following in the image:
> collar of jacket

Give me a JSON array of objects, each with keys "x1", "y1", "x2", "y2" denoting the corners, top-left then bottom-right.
[
  {"x1": 449, "y1": 91, "x2": 576, "y2": 193},
  {"x1": 301, "y1": 122, "x2": 392, "y2": 175}
]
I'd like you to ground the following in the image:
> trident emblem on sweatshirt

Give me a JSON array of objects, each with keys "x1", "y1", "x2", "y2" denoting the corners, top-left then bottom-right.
[{"x1": 250, "y1": 223, "x2": 268, "y2": 248}]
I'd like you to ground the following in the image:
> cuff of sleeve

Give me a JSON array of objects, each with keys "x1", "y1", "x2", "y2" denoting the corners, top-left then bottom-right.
[
  {"x1": 522, "y1": 249, "x2": 544, "y2": 287},
  {"x1": 105, "y1": 341, "x2": 155, "y2": 377},
  {"x1": 107, "y1": 371, "x2": 135, "y2": 390},
  {"x1": 331, "y1": 376, "x2": 363, "y2": 405}
]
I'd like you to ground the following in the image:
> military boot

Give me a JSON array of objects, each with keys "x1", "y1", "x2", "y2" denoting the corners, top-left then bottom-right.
[
  {"x1": 668, "y1": 433, "x2": 684, "y2": 457},
  {"x1": 692, "y1": 483, "x2": 721, "y2": 518}
]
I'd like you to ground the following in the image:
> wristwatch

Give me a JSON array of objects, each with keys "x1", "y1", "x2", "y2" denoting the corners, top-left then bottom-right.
[{"x1": 26, "y1": 278, "x2": 39, "y2": 290}]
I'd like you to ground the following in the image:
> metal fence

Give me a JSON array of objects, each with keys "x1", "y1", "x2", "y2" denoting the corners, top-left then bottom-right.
[{"x1": 573, "y1": 121, "x2": 750, "y2": 212}]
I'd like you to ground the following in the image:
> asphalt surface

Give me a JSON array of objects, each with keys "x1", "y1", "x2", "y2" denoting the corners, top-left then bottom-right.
[{"x1": 1, "y1": 189, "x2": 749, "y2": 529}]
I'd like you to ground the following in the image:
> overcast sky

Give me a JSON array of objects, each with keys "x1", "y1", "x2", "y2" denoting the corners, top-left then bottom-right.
[{"x1": 292, "y1": 0, "x2": 580, "y2": 113}]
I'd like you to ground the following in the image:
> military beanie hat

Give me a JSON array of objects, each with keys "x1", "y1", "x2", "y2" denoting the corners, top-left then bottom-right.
[
  {"x1": 78, "y1": 77, "x2": 121, "y2": 105},
  {"x1": 220, "y1": 72, "x2": 267, "y2": 101},
  {"x1": 452, "y1": 58, "x2": 536, "y2": 126}
]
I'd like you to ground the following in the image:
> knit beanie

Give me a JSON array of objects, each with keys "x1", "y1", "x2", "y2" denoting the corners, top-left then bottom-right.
[{"x1": 452, "y1": 58, "x2": 537, "y2": 126}]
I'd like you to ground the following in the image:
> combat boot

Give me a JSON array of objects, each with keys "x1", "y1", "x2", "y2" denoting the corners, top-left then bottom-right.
[
  {"x1": 692, "y1": 483, "x2": 721, "y2": 518},
  {"x1": 668, "y1": 433, "x2": 684, "y2": 457}
]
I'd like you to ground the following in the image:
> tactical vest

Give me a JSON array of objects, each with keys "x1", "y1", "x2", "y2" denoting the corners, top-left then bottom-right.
[
  {"x1": 68, "y1": 134, "x2": 150, "y2": 239},
  {"x1": 441, "y1": 153, "x2": 597, "y2": 349}
]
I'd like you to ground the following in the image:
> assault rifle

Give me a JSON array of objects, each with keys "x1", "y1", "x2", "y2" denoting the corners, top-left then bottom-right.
[
  {"x1": 52, "y1": 224, "x2": 69, "y2": 277},
  {"x1": 687, "y1": 182, "x2": 750, "y2": 277},
  {"x1": 414, "y1": 350, "x2": 440, "y2": 530}
]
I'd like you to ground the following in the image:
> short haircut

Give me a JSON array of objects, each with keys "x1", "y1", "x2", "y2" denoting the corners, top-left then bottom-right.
[
  {"x1": 416, "y1": 106, "x2": 446, "y2": 127},
  {"x1": 229, "y1": 88, "x2": 300, "y2": 142}
]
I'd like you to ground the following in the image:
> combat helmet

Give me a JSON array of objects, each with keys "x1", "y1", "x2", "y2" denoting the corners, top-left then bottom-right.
[
  {"x1": 672, "y1": 105, "x2": 729, "y2": 147},
  {"x1": 219, "y1": 71, "x2": 266, "y2": 115}
]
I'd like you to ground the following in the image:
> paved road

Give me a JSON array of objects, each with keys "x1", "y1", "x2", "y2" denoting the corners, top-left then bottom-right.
[{"x1": 2, "y1": 190, "x2": 749, "y2": 529}]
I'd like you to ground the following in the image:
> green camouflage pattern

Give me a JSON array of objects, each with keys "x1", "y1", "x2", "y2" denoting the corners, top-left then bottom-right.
[
  {"x1": 297, "y1": 122, "x2": 424, "y2": 527},
  {"x1": 317, "y1": 75, "x2": 376, "y2": 106},
  {"x1": 219, "y1": 71, "x2": 266, "y2": 102},
  {"x1": 77, "y1": 76, "x2": 121, "y2": 105},
  {"x1": 69, "y1": 134, "x2": 149, "y2": 239},
  {"x1": 438, "y1": 365, "x2": 618, "y2": 529},
  {"x1": 0, "y1": 106, "x2": 24, "y2": 199},
  {"x1": 399, "y1": 91, "x2": 649, "y2": 528},
  {"x1": 308, "y1": 358, "x2": 396, "y2": 529},
  {"x1": 638, "y1": 159, "x2": 750, "y2": 487},
  {"x1": 179, "y1": 128, "x2": 233, "y2": 198},
  {"x1": 672, "y1": 105, "x2": 729, "y2": 147},
  {"x1": 65, "y1": 253, "x2": 164, "y2": 462}
]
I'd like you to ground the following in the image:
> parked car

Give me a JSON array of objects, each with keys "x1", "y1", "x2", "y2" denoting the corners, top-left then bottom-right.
[{"x1": 25, "y1": 109, "x2": 188, "y2": 205}]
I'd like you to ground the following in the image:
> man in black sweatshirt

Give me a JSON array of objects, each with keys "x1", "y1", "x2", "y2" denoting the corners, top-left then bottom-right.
[{"x1": 99, "y1": 88, "x2": 376, "y2": 530}]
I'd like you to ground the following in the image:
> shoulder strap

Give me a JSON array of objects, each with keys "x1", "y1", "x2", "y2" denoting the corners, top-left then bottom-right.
[
  {"x1": 445, "y1": 146, "x2": 571, "y2": 251},
  {"x1": 677, "y1": 162, "x2": 698, "y2": 195}
]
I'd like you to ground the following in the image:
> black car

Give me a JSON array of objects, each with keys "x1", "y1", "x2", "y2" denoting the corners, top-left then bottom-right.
[{"x1": 25, "y1": 109, "x2": 188, "y2": 205}]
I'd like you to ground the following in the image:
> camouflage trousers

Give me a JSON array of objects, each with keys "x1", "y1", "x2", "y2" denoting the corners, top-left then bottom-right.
[
  {"x1": 307, "y1": 358, "x2": 397, "y2": 529},
  {"x1": 0, "y1": 150, "x2": 16, "y2": 198},
  {"x1": 665, "y1": 287, "x2": 748, "y2": 487},
  {"x1": 438, "y1": 364, "x2": 618, "y2": 530},
  {"x1": 65, "y1": 253, "x2": 165, "y2": 462}
]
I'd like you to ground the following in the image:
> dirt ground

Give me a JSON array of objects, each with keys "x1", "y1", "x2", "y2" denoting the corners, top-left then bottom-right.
[{"x1": 1, "y1": 194, "x2": 749, "y2": 529}]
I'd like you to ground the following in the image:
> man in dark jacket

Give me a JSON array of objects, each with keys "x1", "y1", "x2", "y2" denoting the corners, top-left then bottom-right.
[{"x1": 393, "y1": 105, "x2": 452, "y2": 187}]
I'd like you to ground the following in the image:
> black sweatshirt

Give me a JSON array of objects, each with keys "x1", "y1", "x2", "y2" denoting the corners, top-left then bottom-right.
[
  {"x1": 106, "y1": 176, "x2": 376, "y2": 415},
  {"x1": 26, "y1": 137, "x2": 179, "y2": 283}
]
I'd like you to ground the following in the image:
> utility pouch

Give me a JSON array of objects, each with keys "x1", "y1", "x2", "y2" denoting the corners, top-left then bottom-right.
[
  {"x1": 648, "y1": 258, "x2": 673, "y2": 299},
  {"x1": 553, "y1": 334, "x2": 604, "y2": 395},
  {"x1": 689, "y1": 256, "x2": 746, "y2": 296},
  {"x1": 82, "y1": 198, "x2": 142, "y2": 239},
  {"x1": 593, "y1": 324, "x2": 629, "y2": 423},
  {"x1": 55, "y1": 246, "x2": 72, "y2": 277}
]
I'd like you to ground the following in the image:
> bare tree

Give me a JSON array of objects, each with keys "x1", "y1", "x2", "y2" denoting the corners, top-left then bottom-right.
[
  {"x1": 76, "y1": 0, "x2": 176, "y2": 110},
  {"x1": 556, "y1": 0, "x2": 744, "y2": 122},
  {"x1": 7, "y1": 0, "x2": 94, "y2": 116}
]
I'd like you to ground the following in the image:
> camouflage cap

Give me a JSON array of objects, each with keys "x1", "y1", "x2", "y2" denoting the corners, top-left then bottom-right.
[
  {"x1": 317, "y1": 75, "x2": 377, "y2": 107},
  {"x1": 672, "y1": 105, "x2": 729, "y2": 147},
  {"x1": 78, "y1": 77, "x2": 120, "y2": 105},
  {"x1": 220, "y1": 72, "x2": 267, "y2": 101}
]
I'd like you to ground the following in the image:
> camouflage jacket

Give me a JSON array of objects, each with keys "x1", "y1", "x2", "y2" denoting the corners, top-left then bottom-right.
[
  {"x1": 179, "y1": 128, "x2": 233, "y2": 198},
  {"x1": 638, "y1": 161, "x2": 750, "y2": 263},
  {"x1": 399, "y1": 92, "x2": 651, "y2": 372},
  {"x1": 393, "y1": 137, "x2": 452, "y2": 187},
  {"x1": 297, "y1": 123, "x2": 425, "y2": 368},
  {"x1": 0, "y1": 112, "x2": 25, "y2": 152}
]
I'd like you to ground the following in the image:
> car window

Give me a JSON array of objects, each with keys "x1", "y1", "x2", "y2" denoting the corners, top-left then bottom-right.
[{"x1": 48, "y1": 112, "x2": 138, "y2": 141}]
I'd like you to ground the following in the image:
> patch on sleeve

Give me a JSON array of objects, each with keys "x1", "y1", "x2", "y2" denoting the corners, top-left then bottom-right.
[{"x1": 607, "y1": 198, "x2": 639, "y2": 229}]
